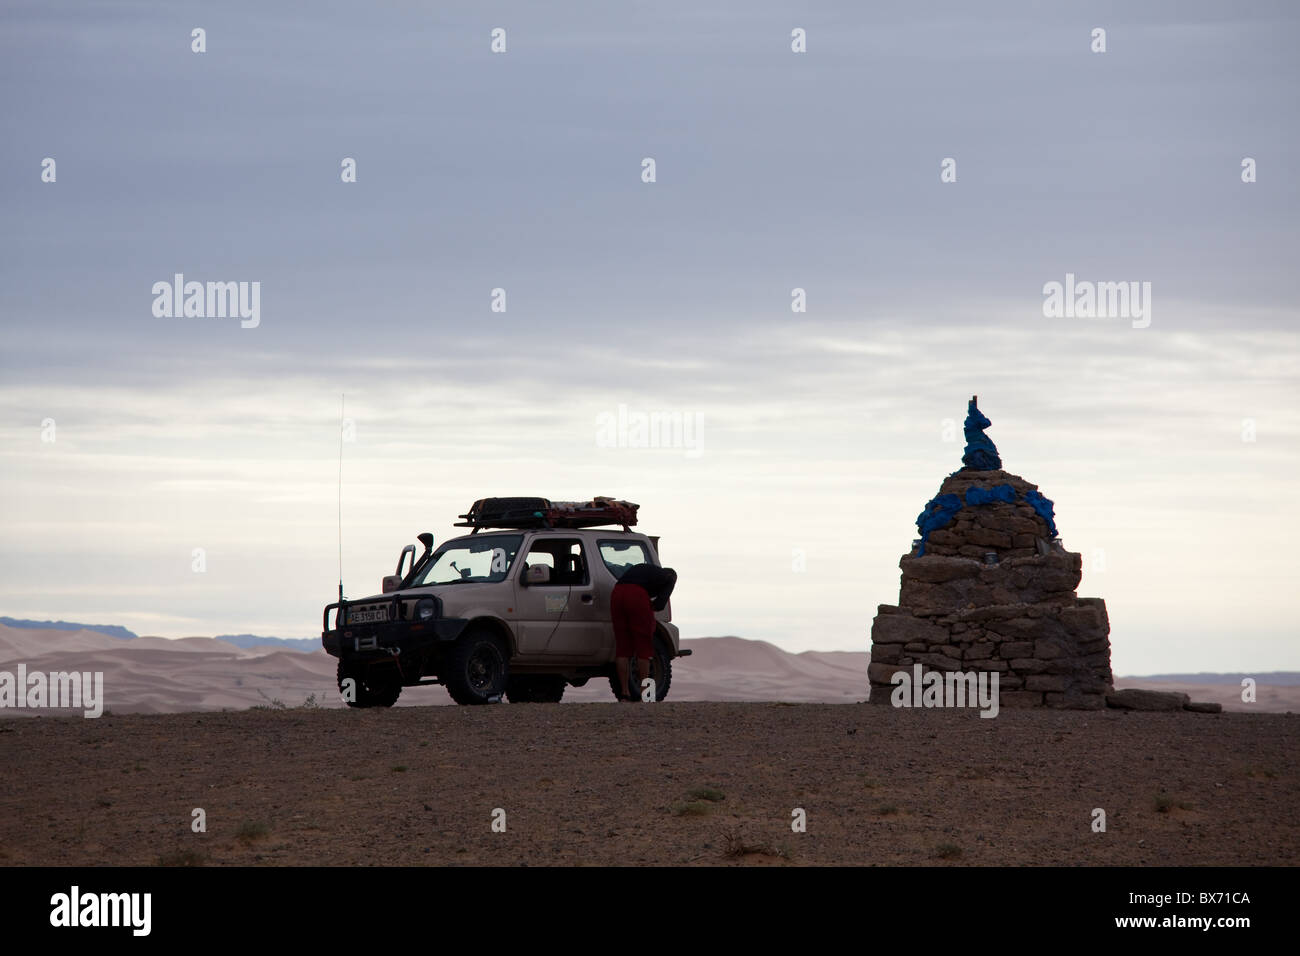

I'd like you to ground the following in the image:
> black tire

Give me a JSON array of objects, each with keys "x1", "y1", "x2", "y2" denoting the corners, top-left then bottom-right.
[
  {"x1": 608, "y1": 636, "x2": 673, "y2": 702},
  {"x1": 337, "y1": 659, "x2": 402, "y2": 708},
  {"x1": 443, "y1": 628, "x2": 509, "y2": 705},
  {"x1": 506, "y1": 675, "x2": 566, "y2": 704}
]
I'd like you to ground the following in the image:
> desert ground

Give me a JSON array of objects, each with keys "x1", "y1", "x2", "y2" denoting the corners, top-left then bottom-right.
[{"x1": 1, "y1": 702, "x2": 1295, "y2": 867}]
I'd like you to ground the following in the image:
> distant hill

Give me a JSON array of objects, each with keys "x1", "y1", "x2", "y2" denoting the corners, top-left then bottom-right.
[
  {"x1": 213, "y1": 634, "x2": 320, "y2": 652},
  {"x1": 0, "y1": 617, "x2": 315, "y2": 652},
  {"x1": 0, "y1": 616, "x2": 136, "y2": 641},
  {"x1": 1124, "y1": 672, "x2": 1300, "y2": 686}
]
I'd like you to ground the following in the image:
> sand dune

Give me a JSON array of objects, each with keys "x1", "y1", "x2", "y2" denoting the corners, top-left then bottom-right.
[
  {"x1": 0, "y1": 625, "x2": 333, "y2": 715},
  {"x1": 0, "y1": 626, "x2": 126, "y2": 658},
  {"x1": 566, "y1": 636, "x2": 869, "y2": 703},
  {"x1": 0, "y1": 623, "x2": 1291, "y2": 714}
]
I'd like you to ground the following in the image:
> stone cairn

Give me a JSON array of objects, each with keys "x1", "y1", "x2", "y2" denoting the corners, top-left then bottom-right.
[{"x1": 868, "y1": 397, "x2": 1114, "y2": 709}]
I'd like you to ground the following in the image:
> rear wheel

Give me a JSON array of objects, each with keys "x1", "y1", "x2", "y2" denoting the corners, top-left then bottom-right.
[
  {"x1": 337, "y1": 659, "x2": 402, "y2": 708},
  {"x1": 506, "y1": 675, "x2": 566, "y2": 703},
  {"x1": 443, "y1": 628, "x2": 509, "y2": 705},
  {"x1": 608, "y1": 636, "x2": 673, "y2": 702}
]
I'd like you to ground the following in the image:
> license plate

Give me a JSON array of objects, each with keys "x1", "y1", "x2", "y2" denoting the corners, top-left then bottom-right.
[{"x1": 349, "y1": 606, "x2": 388, "y2": 625}]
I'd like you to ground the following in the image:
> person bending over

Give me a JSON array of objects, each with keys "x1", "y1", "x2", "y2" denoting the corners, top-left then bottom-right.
[{"x1": 611, "y1": 563, "x2": 677, "y2": 702}]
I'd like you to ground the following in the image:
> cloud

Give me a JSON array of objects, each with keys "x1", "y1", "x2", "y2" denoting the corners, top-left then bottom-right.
[{"x1": 1, "y1": 1, "x2": 1297, "y2": 674}]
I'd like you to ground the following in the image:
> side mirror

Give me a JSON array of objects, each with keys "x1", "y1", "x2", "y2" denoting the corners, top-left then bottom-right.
[
  {"x1": 524, "y1": 565, "x2": 551, "y2": 586},
  {"x1": 382, "y1": 575, "x2": 403, "y2": 594}
]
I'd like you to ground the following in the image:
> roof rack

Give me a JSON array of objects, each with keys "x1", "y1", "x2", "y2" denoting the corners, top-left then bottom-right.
[{"x1": 454, "y1": 497, "x2": 640, "y2": 532}]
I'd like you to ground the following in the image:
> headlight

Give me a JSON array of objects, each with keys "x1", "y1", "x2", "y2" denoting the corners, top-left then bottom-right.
[{"x1": 414, "y1": 597, "x2": 437, "y2": 621}]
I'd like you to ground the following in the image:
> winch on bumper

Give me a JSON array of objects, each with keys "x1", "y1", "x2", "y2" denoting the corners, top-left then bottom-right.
[{"x1": 321, "y1": 594, "x2": 470, "y2": 660}]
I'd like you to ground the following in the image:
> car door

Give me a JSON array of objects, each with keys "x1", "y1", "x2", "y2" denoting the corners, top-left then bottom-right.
[{"x1": 512, "y1": 535, "x2": 605, "y2": 660}]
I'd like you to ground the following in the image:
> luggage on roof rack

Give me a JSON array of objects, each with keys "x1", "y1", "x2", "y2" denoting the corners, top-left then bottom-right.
[{"x1": 454, "y1": 496, "x2": 639, "y2": 532}]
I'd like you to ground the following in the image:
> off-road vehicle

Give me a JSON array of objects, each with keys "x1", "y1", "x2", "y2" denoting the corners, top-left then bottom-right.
[{"x1": 321, "y1": 497, "x2": 688, "y2": 706}]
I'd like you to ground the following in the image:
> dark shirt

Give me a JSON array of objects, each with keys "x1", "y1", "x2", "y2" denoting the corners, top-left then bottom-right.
[{"x1": 617, "y1": 563, "x2": 677, "y2": 611}]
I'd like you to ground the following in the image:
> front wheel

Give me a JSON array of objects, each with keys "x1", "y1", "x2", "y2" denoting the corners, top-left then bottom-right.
[
  {"x1": 443, "y1": 628, "x2": 509, "y2": 705},
  {"x1": 608, "y1": 636, "x2": 673, "y2": 702},
  {"x1": 337, "y1": 659, "x2": 401, "y2": 708}
]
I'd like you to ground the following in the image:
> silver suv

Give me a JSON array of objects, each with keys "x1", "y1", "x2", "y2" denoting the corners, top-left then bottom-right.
[{"x1": 321, "y1": 497, "x2": 687, "y2": 706}]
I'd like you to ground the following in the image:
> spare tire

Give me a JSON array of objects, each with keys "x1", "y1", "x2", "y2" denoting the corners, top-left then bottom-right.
[{"x1": 608, "y1": 636, "x2": 673, "y2": 702}]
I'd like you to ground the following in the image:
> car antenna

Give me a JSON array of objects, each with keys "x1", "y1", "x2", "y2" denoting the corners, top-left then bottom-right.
[{"x1": 338, "y1": 392, "x2": 345, "y2": 605}]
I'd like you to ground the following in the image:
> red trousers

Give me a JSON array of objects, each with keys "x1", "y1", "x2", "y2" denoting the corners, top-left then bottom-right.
[{"x1": 611, "y1": 581, "x2": 655, "y2": 658}]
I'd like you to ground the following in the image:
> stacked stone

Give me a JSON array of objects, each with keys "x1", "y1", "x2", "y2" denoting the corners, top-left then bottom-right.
[
  {"x1": 920, "y1": 471, "x2": 1050, "y2": 561},
  {"x1": 868, "y1": 403, "x2": 1114, "y2": 710}
]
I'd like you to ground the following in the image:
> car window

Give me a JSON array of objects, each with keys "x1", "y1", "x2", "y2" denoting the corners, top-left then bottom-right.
[
  {"x1": 521, "y1": 538, "x2": 589, "y2": 586},
  {"x1": 598, "y1": 540, "x2": 650, "y2": 578}
]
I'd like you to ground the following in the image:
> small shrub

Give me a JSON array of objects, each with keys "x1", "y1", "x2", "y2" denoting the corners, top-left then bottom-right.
[
  {"x1": 253, "y1": 690, "x2": 287, "y2": 710},
  {"x1": 236, "y1": 821, "x2": 270, "y2": 842},
  {"x1": 687, "y1": 787, "x2": 725, "y2": 803},
  {"x1": 157, "y1": 848, "x2": 208, "y2": 866},
  {"x1": 722, "y1": 827, "x2": 790, "y2": 860}
]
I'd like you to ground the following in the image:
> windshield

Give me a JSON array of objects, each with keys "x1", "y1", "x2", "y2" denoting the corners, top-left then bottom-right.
[{"x1": 409, "y1": 534, "x2": 523, "y2": 586}]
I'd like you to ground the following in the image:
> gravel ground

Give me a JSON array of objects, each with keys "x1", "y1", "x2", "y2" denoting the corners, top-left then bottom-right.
[{"x1": 1, "y1": 702, "x2": 1295, "y2": 866}]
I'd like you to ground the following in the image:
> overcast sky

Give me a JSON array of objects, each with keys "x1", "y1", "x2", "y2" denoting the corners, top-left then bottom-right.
[{"x1": 2, "y1": 0, "x2": 1297, "y2": 675}]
